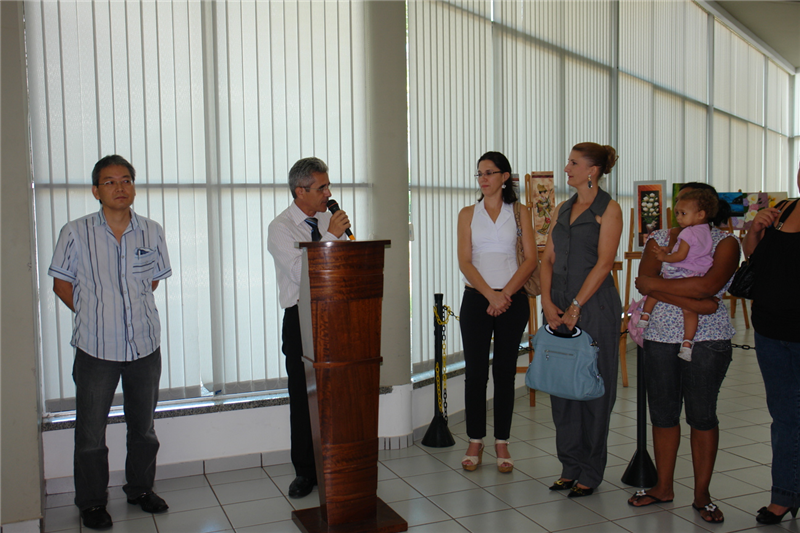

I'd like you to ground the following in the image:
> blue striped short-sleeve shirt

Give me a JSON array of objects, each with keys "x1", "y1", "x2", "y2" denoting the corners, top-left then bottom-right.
[{"x1": 48, "y1": 208, "x2": 172, "y2": 361}]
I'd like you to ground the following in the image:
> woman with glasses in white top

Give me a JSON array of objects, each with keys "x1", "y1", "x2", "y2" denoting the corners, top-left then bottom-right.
[{"x1": 457, "y1": 151, "x2": 538, "y2": 473}]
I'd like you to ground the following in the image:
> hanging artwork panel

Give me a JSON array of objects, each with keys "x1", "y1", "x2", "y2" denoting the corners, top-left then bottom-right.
[
  {"x1": 634, "y1": 181, "x2": 666, "y2": 250},
  {"x1": 525, "y1": 172, "x2": 555, "y2": 247}
]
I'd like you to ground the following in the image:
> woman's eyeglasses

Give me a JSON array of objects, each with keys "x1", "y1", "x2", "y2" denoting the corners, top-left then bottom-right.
[{"x1": 474, "y1": 170, "x2": 504, "y2": 179}]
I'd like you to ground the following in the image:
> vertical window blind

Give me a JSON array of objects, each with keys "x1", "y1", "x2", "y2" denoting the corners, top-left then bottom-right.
[
  {"x1": 408, "y1": 0, "x2": 493, "y2": 373},
  {"x1": 27, "y1": 0, "x2": 797, "y2": 408},
  {"x1": 617, "y1": 0, "x2": 710, "y2": 286},
  {"x1": 408, "y1": 0, "x2": 796, "y2": 373},
  {"x1": 765, "y1": 61, "x2": 791, "y2": 193},
  {"x1": 408, "y1": 0, "x2": 616, "y2": 374},
  {"x1": 27, "y1": 0, "x2": 367, "y2": 413}
]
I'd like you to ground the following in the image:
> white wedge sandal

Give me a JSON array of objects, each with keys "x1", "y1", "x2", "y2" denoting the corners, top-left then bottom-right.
[
  {"x1": 495, "y1": 439, "x2": 514, "y2": 473},
  {"x1": 461, "y1": 439, "x2": 484, "y2": 471}
]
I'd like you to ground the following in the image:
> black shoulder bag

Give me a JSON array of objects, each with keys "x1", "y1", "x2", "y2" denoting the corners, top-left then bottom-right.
[{"x1": 728, "y1": 199, "x2": 796, "y2": 299}]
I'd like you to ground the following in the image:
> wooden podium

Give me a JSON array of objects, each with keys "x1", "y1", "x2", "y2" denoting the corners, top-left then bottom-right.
[{"x1": 293, "y1": 240, "x2": 408, "y2": 533}]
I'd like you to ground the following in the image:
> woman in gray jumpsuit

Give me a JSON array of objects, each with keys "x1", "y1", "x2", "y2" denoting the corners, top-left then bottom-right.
[{"x1": 539, "y1": 142, "x2": 623, "y2": 497}]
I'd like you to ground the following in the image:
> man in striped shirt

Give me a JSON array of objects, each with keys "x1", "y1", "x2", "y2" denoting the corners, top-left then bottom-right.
[
  {"x1": 49, "y1": 155, "x2": 172, "y2": 530},
  {"x1": 267, "y1": 157, "x2": 350, "y2": 499}
]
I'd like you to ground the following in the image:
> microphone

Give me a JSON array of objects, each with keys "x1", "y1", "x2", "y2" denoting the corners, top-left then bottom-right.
[{"x1": 326, "y1": 198, "x2": 355, "y2": 240}]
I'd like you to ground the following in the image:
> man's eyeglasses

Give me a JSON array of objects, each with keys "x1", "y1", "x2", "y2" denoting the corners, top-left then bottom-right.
[
  {"x1": 474, "y1": 170, "x2": 504, "y2": 179},
  {"x1": 303, "y1": 183, "x2": 330, "y2": 193},
  {"x1": 99, "y1": 179, "x2": 134, "y2": 187}
]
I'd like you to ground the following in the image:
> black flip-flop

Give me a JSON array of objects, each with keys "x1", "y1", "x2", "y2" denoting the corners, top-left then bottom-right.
[
  {"x1": 628, "y1": 490, "x2": 674, "y2": 507},
  {"x1": 693, "y1": 502, "x2": 725, "y2": 523}
]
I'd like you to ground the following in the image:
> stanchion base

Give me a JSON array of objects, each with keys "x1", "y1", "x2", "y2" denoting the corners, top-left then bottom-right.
[
  {"x1": 420, "y1": 414, "x2": 455, "y2": 448},
  {"x1": 292, "y1": 497, "x2": 408, "y2": 533},
  {"x1": 621, "y1": 449, "x2": 658, "y2": 488}
]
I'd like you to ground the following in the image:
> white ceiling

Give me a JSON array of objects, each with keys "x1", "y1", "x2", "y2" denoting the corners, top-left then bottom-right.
[{"x1": 713, "y1": 1, "x2": 800, "y2": 71}]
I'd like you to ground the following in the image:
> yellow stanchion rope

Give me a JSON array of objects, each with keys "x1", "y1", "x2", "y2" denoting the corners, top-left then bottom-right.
[{"x1": 432, "y1": 305, "x2": 459, "y2": 420}]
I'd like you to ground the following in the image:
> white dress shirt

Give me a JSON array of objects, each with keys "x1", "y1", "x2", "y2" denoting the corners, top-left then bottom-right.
[{"x1": 267, "y1": 202, "x2": 346, "y2": 308}]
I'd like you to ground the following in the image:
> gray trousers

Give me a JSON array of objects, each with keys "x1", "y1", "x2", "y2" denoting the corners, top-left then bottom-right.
[{"x1": 550, "y1": 284, "x2": 620, "y2": 488}]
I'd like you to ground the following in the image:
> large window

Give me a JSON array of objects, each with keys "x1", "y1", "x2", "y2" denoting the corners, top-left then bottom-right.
[
  {"x1": 408, "y1": 0, "x2": 796, "y2": 373},
  {"x1": 407, "y1": 0, "x2": 615, "y2": 373},
  {"x1": 408, "y1": 0, "x2": 493, "y2": 373},
  {"x1": 28, "y1": 0, "x2": 368, "y2": 413},
  {"x1": 28, "y1": 0, "x2": 797, "y2": 410}
]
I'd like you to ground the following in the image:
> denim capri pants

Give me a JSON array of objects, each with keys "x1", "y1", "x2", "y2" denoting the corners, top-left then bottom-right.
[{"x1": 644, "y1": 339, "x2": 732, "y2": 431}]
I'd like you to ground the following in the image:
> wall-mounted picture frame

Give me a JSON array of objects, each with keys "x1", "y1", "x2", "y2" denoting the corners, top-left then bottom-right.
[
  {"x1": 738, "y1": 192, "x2": 769, "y2": 230},
  {"x1": 525, "y1": 172, "x2": 554, "y2": 247},
  {"x1": 737, "y1": 192, "x2": 789, "y2": 230},
  {"x1": 768, "y1": 191, "x2": 789, "y2": 209},
  {"x1": 718, "y1": 191, "x2": 746, "y2": 230},
  {"x1": 634, "y1": 181, "x2": 666, "y2": 250}
]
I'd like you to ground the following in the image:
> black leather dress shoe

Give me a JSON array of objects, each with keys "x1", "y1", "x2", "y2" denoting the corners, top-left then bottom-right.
[
  {"x1": 127, "y1": 491, "x2": 169, "y2": 513},
  {"x1": 80, "y1": 506, "x2": 113, "y2": 530},
  {"x1": 288, "y1": 476, "x2": 317, "y2": 498}
]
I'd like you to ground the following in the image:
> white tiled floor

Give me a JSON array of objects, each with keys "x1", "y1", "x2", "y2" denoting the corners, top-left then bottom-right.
[{"x1": 44, "y1": 310, "x2": 799, "y2": 532}]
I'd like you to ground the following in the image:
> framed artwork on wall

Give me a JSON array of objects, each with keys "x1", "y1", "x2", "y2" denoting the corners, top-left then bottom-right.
[
  {"x1": 718, "y1": 191, "x2": 746, "y2": 230},
  {"x1": 768, "y1": 192, "x2": 789, "y2": 209},
  {"x1": 525, "y1": 172, "x2": 554, "y2": 247},
  {"x1": 634, "y1": 181, "x2": 666, "y2": 250}
]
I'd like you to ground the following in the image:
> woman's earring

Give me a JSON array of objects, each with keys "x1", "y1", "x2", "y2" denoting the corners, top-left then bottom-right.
[
  {"x1": 587, "y1": 174, "x2": 593, "y2": 189},
  {"x1": 502, "y1": 184, "x2": 506, "y2": 189}
]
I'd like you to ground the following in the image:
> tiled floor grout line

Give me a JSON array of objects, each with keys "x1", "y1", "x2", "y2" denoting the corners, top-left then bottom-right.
[{"x1": 201, "y1": 473, "x2": 235, "y2": 533}]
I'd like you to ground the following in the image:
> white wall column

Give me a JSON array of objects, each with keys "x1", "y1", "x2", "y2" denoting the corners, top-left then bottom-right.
[
  {"x1": 1, "y1": 0, "x2": 44, "y2": 527},
  {"x1": 364, "y1": 1, "x2": 412, "y2": 388}
]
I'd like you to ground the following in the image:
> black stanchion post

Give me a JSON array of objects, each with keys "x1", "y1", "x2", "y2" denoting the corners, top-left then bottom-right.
[
  {"x1": 421, "y1": 293, "x2": 455, "y2": 448},
  {"x1": 621, "y1": 344, "x2": 658, "y2": 487}
]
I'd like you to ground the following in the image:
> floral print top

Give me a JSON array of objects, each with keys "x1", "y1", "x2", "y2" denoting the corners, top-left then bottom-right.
[{"x1": 642, "y1": 227, "x2": 739, "y2": 344}]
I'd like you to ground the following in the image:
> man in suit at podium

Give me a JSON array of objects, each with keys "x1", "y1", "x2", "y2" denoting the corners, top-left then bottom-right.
[{"x1": 267, "y1": 157, "x2": 351, "y2": 498}]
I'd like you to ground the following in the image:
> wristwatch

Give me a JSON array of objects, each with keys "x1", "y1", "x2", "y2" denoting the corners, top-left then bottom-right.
[{"x1": 572, "y1": 298, "x2": 582, "y2": 310}]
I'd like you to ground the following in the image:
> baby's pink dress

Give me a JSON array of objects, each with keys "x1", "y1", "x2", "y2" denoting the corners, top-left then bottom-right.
[{"x1": 662, "y1": 224, "x2": 713, "y2": 279}]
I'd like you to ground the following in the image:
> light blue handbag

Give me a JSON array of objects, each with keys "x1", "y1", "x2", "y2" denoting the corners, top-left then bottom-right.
[{"x1": 525, "y1": 325, "x2": 605, "y2": 401}]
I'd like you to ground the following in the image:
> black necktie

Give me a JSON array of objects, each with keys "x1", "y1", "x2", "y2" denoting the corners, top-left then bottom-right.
[{"x1": 305, "y1": 217, "x2": 321, "y2": 242}]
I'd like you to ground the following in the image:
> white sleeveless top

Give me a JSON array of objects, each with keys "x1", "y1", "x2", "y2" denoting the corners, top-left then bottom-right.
[{"x1": 462, "y1": 200, "x2": 518, "y2": 289}]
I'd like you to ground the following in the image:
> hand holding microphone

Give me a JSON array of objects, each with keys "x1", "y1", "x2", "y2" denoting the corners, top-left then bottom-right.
[{"x1": 326, "y1": 199, "x2": 355, "y2": 240}]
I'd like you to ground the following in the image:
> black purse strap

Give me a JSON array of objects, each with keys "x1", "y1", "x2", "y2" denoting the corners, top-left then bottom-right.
[
  {"x1": 749, "y1": 200, "x2": 799, "y2": 263},
  {"x1": 544, "y1": 324, "x2": 582, "y2": 338},
  {"x1": 774, "y1": 199, "x2": 798, "y2": 231}
]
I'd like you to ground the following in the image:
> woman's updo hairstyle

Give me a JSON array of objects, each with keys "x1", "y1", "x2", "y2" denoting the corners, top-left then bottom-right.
[
  {"x1": 477, "y1": 151, "x2": 518, "y2": 204},
  {"x1": 572, "y1": 142, "x2": 618, "y2": 177},
  {"x1": 679, "y1": 182, "x2": 731, "y2": 227}
]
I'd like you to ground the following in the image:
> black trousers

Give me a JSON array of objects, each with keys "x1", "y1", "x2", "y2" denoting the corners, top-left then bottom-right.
[
  {"x1": 281, "y1": 305, "x2": 316, "y2": 480},
  {"x1": 459, "y1": 287, "x2": 530, "y2": 441}
]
